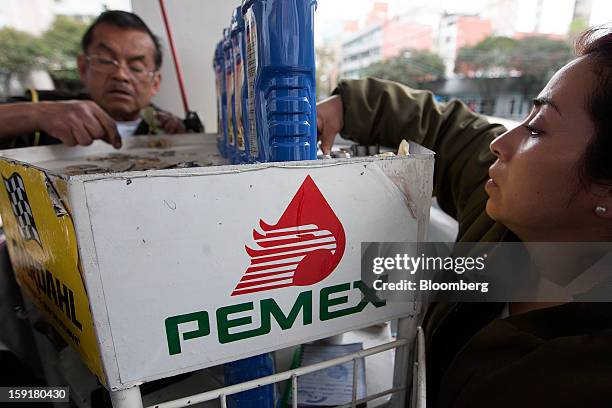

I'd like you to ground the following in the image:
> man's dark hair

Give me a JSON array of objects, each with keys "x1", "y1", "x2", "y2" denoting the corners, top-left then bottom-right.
[
  {"x1": 81, "y1": 10, "x2": 163, "y2": 70},
  {"x1": 574, "y1": 24, "x2": 612, "y2": 187}
]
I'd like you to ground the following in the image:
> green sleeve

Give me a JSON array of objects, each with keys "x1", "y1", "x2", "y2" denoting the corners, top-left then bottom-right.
[{"x1": 335, "y1": 77, "x2": 510, "y2": 241}]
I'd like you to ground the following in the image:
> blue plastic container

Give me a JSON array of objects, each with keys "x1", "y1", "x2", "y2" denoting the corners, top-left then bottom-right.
[
  {"x1": 231, "y1": 7, "x2": 251, "y2": 164},
  {"x1": 242, "y1": 0, "x2": 318, "y2": 162},
  {"x1": 214, "y1": 41, "x2": 228, "y2": 158},
  {"x1": 224, "y1": 354, "x2": 277, "y2": 408},
  {"x1": 223, "y1": 28, "x2": 237, "y2": 164}
]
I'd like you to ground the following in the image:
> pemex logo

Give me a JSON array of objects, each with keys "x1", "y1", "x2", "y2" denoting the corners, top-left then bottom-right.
[{"x1": 232, "y1": 175, "x2": 346, "y2": 296}]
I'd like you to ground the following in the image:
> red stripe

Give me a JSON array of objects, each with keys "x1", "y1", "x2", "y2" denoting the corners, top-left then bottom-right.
[
  {"x1": 250, "y1": 251, "x2": 308, "y2": 265},
  {"x1": 255, "y1": 233, "x2": 333, "y2": 248},
  {"x1": 241, "y1": 270, "x2": 295, "y2": 281},
  {"x1": 254, "y1": 227, "x2": 321, "y2": 240},
  {"x1": 246, "y1": 261, "x2": 299, "y2": 273},
  {"x1": 232, "y1": 282, "x2": 293, "y2": 296},
  {"x1": 246, "y1": 241, "x2": 336, "y2": 258},
  {"x1": 235, "y1": 276, "x2": 293, "y2": 290},
  {"x1": 248, "y1": 245, "x2": 337, "y2": 265}
]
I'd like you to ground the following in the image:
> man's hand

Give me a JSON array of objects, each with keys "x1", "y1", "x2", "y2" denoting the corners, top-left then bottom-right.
[
  {"x1": 156, "y1": 110, "x2": 186, "y2": 134},
  {"x1": 316, "y1": 94, "x2": 344, "y2": 155},
  {"x1": 35, "y1": 101, "x2": 122, "y2": 148}
]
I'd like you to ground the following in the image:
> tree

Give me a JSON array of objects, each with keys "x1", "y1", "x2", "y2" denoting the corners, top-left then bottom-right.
[
  {"x1": 455, "y1": 36, "x2": 518, "y2": 77},
  {"x1": 0, "y1": 16, "x2": 89, "y2": 96},
  {"x1": 511, "y1": 37, "x2": 572, "y2": 100},
  {"x1": 455, "y1": 35, "x2": 572, "y2": 100},
  {"x1": 364, "y1": 49, "x2": 445, "y2": 87},
  {"x1": 0, "y1": 28, "x2": 44, "y2": 94},
  {"x1": 40, "y1": 16, "x2": 89, "y2": 88},
  {"x1": 568, "y1": 17, "x2": 589, "y2": 42}
]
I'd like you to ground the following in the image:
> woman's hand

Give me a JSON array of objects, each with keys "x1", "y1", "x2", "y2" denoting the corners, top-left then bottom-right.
[{"x1": 316, "y1": 94, "x2": 344, "y2": 155}]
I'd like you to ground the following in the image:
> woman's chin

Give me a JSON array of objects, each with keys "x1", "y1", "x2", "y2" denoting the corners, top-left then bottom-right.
[{"x1": 485, "y1": 199, "x2": 502, "y2": 221}]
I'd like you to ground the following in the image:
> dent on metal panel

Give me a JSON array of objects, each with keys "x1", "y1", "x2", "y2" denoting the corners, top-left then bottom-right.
[{"x1": 376, "y1": 157, "x2": 434, "y2": 242}]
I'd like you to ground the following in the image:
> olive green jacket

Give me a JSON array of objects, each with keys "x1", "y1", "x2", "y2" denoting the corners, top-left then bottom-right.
[
  {"x1": 335, "y1": 77, "x2": 514, "y2": 243},
  {"x1": 334, "y1": 78, "x2": 612, "y2": 407}
]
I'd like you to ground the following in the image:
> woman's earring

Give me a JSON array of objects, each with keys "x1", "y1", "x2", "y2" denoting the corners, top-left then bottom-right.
[{"x1": 595, "y1": 206, "x2": 608, "y2": 216}]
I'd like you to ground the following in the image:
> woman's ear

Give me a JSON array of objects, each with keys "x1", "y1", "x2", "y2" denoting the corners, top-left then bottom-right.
[{"x1": 594, "y1": 187, "x2": 612, "y2": 219}]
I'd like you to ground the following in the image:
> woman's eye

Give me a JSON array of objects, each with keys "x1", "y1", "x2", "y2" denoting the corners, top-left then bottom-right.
[{"x1": 523, "y1": 124, "x2": 543, "y2": 137}]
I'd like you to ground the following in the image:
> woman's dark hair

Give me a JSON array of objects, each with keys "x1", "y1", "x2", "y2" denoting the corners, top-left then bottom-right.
[
  {"x1": 81, "y1": 10, "x2": 162, "y2": 70},
  {"x1": 575, "y1": 24, "x2": 612, "y2": 187}
]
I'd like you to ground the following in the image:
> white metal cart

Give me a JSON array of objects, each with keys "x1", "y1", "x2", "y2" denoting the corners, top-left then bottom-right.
[
  {"x1": 0, "y1": 134, "x2": 434, "y2": 408},
  {"x1": 26, "y1": 305, "x2": 425, "y2": 408}
]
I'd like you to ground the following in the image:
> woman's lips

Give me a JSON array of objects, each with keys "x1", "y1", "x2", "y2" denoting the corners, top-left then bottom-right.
[
  {"x1": 485, "y1": 178, "x2": 498, "y2": 192},
  {"x1": 487, "y1": 165, "x2": 501, "y2": 190}
]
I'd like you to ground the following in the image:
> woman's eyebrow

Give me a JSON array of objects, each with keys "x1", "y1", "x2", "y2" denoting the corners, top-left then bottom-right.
[{"x1": 533, "y1": 97, "x2": 562, "y2": 116}]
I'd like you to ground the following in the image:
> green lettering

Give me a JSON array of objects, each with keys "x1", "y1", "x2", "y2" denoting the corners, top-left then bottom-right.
[
  {"x1": 320, "y1": 281, "x2": 386, "y2": 321},
  {"x1": 217, "y1": 302, "x2": 266, "y2": 344},
  {"x1": 261, "y1": 291, "x2": 312, "y2": 330},
  {"x1": 354, "y1": 280, "x2": 386, "y2": 308},
  {"x1": 320, "y1": 283, "x2": 354, "y2": 320},
  {"x1": 165, "y1": 311, "x2": 210, "y2": 355}
]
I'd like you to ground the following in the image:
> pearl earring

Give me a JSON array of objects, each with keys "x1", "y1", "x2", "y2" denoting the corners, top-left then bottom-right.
[{"x1": 595, "y1": 206, "x2": 608, "y2": 216}]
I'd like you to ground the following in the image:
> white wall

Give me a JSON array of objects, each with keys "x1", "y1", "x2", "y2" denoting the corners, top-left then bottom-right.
[{"x1": 132, "y1": 0, "x2": 240, "y2": 133}]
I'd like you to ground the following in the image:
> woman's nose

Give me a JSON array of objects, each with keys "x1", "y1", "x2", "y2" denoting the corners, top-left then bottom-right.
[{"x1": 490, "y1": 127, "x2": 518, "y2": 161}]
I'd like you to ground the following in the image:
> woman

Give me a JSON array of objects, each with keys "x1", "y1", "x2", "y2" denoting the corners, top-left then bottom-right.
[{"x1": 316, "y1": 26, "x2": 612, "y2": 407}]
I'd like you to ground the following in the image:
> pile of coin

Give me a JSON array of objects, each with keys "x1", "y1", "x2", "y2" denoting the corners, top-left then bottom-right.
[{"x1": 61, "y1": 150, "x2": 216, "y2": 176}]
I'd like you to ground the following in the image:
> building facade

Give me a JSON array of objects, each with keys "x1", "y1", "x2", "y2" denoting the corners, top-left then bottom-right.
[
  {"x1": 340, "y1": 3, "x2": 436, "y2": 78},
  {"x1": 438, "y1": 14, "x2": 492, "y2": 78},
  {"x1": 421, "y1": 77, "x2": 532, "y2": 120}
]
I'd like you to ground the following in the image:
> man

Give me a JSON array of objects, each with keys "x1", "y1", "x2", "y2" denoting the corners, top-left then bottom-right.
[
  {"x1": 0, "y1": 10, "x2": 187, "y2": 390},
  {"x1": 0, "y1": 10, "x2": 185, "y2": 149}
]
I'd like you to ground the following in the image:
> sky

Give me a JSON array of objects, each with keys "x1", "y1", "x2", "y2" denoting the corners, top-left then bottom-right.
[
  {"x1": 53, "y1": 0, "x2": 131, "y2": 15},
  {"x1": 48, "y1": 0, "x2": 612, "y2": 30},
  {"x1": 314, "y1": 0, "x2": 612, "y2": 45},
  {"x1": 314, "y1": 0, "x2": 612, "y2": 24},
  {"x1": 314, "y1": 0, "x2": 488, "y2": 44},
  {"x1": 4, "y1": 0, "x2": 612, "y2": 45}
]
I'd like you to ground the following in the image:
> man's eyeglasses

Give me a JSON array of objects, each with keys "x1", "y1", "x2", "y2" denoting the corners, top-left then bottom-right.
[{"x1": 85, "y1": 55, "x2": 156, "y2": 82}]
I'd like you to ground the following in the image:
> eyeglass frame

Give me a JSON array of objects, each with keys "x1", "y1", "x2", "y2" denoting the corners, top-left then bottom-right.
[{"x1": 84, "y1": 54, "x2": 158, "y2": 82}]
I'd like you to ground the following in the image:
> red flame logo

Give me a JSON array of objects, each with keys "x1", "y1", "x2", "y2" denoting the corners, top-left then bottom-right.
[{"x1": 231, "y1": 175, "x2": 346, "y2": 296}]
